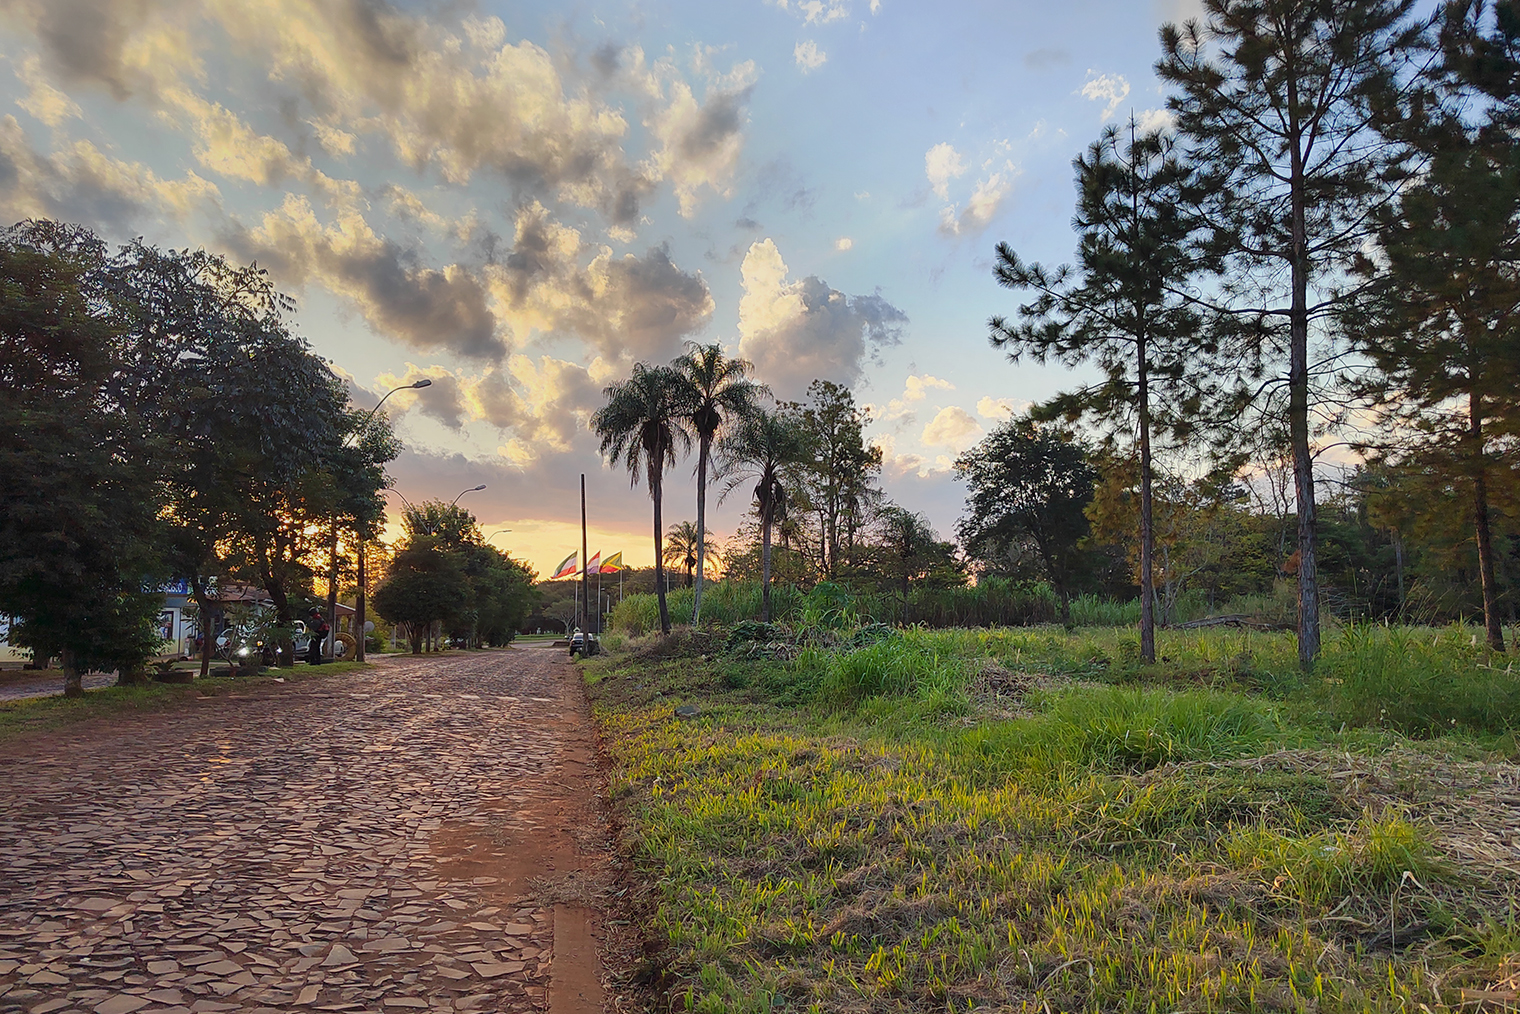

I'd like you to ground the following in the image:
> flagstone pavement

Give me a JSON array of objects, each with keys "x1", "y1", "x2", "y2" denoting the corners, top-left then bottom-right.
[{"x1": 0, "y1": 645, "x2": 609, "y2": 1014}]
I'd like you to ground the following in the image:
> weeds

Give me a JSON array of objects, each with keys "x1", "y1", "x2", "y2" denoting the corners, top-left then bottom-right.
[{"x1": 587, "y1": 624, "x2": 1520, "y2": 1013}]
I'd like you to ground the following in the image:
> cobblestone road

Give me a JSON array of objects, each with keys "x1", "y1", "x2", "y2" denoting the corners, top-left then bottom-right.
[{"x1": 0, "y1": 646, "x2": 608, "y2": 1014}]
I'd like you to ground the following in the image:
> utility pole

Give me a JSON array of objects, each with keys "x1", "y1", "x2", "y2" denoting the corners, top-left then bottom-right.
[{"x1": 579, "y1": 473, "x2": 589, "y2": 639}]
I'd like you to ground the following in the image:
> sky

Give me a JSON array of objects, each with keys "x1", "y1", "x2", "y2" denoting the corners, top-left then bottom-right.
[{"x1": 0, "y1": 0, "x2": 1207, "y2": 578}]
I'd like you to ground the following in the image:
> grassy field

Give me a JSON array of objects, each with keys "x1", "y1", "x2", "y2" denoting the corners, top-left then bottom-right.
[
  {"x1": 0, "y1": 661, "x2": 372, "y2": 744},
  {"x1": 585, "y1": 622, "x2": 1520, "y2": 1013}
]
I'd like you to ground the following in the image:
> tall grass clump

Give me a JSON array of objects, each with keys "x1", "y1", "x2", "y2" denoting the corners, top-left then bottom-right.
[
  {"x1": 957, "y1": 685, "x2": 1282, "y2": 774},
  {"x1": 799, "y1": 629, "x2": 969, "y2": 705},
  {"x1": 1223, "y1": 810, "x2": 1433, "y2": 904},
  {"x1": 609, "y1": 582, "x2": 804, "y2": 634},
  {"x1": 1314, "y1": 624, "x2": 1520, "y2": 735}
]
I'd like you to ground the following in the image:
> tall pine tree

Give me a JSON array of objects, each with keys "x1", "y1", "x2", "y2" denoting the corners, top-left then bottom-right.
[
  {"x1": 989, "y1": 120, "x2": 1202, "y2": 663},
  {"x1": 1157, "y1": 0, "x2": 1423, "y2": 668}
]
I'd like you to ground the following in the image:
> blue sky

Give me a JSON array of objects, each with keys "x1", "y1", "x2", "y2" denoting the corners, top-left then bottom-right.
[{"x1": 0, "y1": 0, "x2": 1203, "y2": 575}]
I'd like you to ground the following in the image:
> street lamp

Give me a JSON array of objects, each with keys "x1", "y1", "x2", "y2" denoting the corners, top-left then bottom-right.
[
  {"x1": 487, "y1": 529, "x2": 512, "y2": 544},
  {"x1": 452, "y1": 484, "x2": 487, "y2": 505},
  {"x1": 342, "y1": 380, "x2": 433, "y2": 664}
]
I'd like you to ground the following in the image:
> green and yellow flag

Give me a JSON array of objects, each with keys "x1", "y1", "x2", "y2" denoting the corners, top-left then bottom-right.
[{"x1": 599, "y1": 552, "x2": 623, "y2": 573}]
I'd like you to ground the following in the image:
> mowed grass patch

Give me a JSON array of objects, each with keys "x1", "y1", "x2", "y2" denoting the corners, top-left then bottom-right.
[
  {"x1": 0, "y1": 661, "x2": 371, "y2": 745},
  {"x1": 586, "y1": 629, "x2": 1517, "y2": 1014}
]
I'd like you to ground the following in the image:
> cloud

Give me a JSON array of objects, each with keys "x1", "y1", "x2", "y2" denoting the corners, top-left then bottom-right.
[
  {"x1": 869, "y1": 374, "x2": 954, "y2": 423},
  {"x1": 1154, "y1": 0, "x2": 1207, "y2": 23},
  {"x1": 372, "y1": 355, "x2": 604, "y2": 458},
  {"x1": 1137, "y1": 107, "x2": 1176, "y2": 133},
  {"x1": 938, "y1": 170, "x2": 1013, "y2": 236},
  {"x1": 641, "y1": 51, "x2": 756, "y2": 217},
  {"x1": 921, "y1": 406, "x2": 982, "y2": 451},
  {"x1": 924, "y1": 142, "x2": 966, "y2": 201},
  {"x1": 0, "y1": 115, "x2": 219, "y2": 230},
  {"x1": 794, "y1": 40, "x2": 827, "y2": 73},
  {"x1": 834, "y1": 236, "x2": 852, "y2": 251},
  {"x1": 770, "y1": 0, "x2": 851, "y2": 24},
  {"x1": 486, "y1": 202, "x2": 714, "y2": 364},
  {"x1": 6, "y1": 2, "x2": 750, "y2": 226},
  {"x1": 0, "y1": 0, "x2": 200, "y2": 101},
  {"x1": 223, "y1": 194, "x2": 502, "y2": 359},
  {"x1": 1080, "y1": 70, "x2": 1131, "y2": 121},
  {"x1": 14, "y1": 54, "x2": 81, "y2": 126},
  {"x1": 976, "y1": 396, "x2": 1026, "y2": 421},
  {"x1": 737, "y1": 238, "x2": 905, "y2": 399}
]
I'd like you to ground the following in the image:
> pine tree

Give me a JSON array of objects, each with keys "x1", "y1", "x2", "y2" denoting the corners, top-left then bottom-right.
[
  {"x1": 989, "y1": 119, "x2": 1202, "y2": 662},
  {"x1": 1157, "y1": 0, "x2": 1423, "y2": 668}
]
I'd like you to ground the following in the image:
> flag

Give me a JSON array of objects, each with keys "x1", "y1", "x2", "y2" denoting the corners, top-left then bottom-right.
[
  {"x1": 551, "y1": 552, "x2": 577, "y2": 579},
  {"x1": 600, "y1": 552, "x2": 623, "y2": 573},
  {"x1": 584, "y1": 551, "x2": 601, "y2": 574}
]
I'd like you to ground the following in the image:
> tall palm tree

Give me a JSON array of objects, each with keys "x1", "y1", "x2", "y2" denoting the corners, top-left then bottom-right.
[
  {"x1": 664, "y1": 521, "x2": 701, "y2": 587},
  {"x1": 591, "y1": 364, "x2": 691, "y2": 635},
  {"x1": 717, "y1": 409, "x2": 807, "y2": 623},
  {"x1": 671, "y1": 343, "x2": 767, "y2": 624}
]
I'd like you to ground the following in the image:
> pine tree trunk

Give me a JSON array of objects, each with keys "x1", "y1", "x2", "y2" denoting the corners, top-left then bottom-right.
[
  {"x1": 1288, "y1": 99, "x2": 1321, "y2": 670},
  {"x1": 1471, "y1": 392, "x2": 1506, "y2": 651},
  {"x1": 693, "y1": 436, "x2": 709, "y2": 624},
  {"x1": 654, "y1": 474, "x2": 671, "y2": 635},
  {"x1": 1138, "y1": 335, "x2": 1156, "y2": 664},
  {"x1": 62, "y1": 648, "x2": 82, "y2": 698}
]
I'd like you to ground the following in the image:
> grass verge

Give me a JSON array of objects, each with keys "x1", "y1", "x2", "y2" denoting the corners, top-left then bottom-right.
[
  {"x1": 586, "y1": 624, "x2": 1520, "y2": 1013},
  {"x1": 0, "y1": 661, "x2": 372, "y2": 745}
]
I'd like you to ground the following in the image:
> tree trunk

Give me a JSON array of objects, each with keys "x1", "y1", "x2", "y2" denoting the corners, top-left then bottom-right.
[
  {"x1": 1472, "y1": 392, "x2": 1506, "y2": 651},
  {"x1": 355, "y1": 543, "x2": 367, "y2": 662},
  {"x1": 1138, "y1": 334, "x2": 1156, "y2": 664},
  {"x1": 1392, "y1": 530, "x2": 1405, "y2": 620},
  {"x1": 761, "y1": 511, "x2": 773, "y2": 624},
  {"x1": 263, "y1": 573, "x2": 296, "y2": 667},
  {"x1": 1287, "y1": 94, "x2": 1321, "y2": 670},
  {"x1": 326, "y1": 524, "x2": 339, "y2": 663},
  {"x1": 193, "y1": 576, "x2": 212, "y2": 681},
  {"x1": 62, "y1": 647, "x2": 82, "y2": 698},
  {"x1": 653, "y1": 475, "x2": 671, "y2": 635},
  {"x1": 694, "y1": 436, "x2": 710, "y2": 624}
]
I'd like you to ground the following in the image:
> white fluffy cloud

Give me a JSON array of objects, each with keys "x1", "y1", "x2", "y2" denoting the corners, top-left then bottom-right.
[
  {"x1": 924, "y1": 142, "x2": 966, "y2": 201},
  {"x1": 1080, "y1": 70, "x2": 1131, "y2": 121},
  {"x1": 976, "y1": 396, "x2": 1026, "y2": 421},
  {"x1": 795, "y1": 40, "x2": 827, "y2": 73},
  {"x1": 921, "y1": 406, "x2": 982, "y2": 451},
  {"x1": 737, "y1": 238, "x2": 906, "y2": 398}
]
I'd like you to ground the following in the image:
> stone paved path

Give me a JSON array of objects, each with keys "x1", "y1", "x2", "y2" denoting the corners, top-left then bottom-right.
[{"x1": 0, "y1": 646, "x2": 608, "y2": 1014}]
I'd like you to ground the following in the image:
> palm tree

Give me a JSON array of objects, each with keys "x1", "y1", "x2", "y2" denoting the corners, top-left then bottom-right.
[
  {"x1": 591, "y1": 364, "x2": 692, "y2": 635},
  {"x1": 671, "y1": 343, "x2": 767, "y2": 625},
  {"x1": 664, "y1": 521, "x2": 701, "y2": 587},
  {"x1": 717, "y1": 409, "x2": 807, "y2": 622}
]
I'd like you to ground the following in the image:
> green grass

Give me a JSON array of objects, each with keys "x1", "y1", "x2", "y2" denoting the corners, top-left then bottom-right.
[
  {"x1": 0, "y1": 661, "x2": 371, "y2": 744},
  {"x1": 586, "y1": 623, "x2": 1519, "y2": 1013}
]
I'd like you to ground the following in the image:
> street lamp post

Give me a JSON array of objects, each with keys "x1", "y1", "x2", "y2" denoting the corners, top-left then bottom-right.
[{"x1": 338, "y1": 379, "x2": 432, "y2": 665}]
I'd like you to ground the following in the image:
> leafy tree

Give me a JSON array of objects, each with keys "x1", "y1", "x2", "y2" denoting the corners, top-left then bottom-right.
[
  {"x1": 955, "y1": 417, "x2": 1098, "y2": 621},
  {"x1": 664, "y1": 521, "x2": 701, "y2": 588},
  {"x1": 786, "y1": 381, "x2": 883, "y2": 579},
  {"x1": 467, "y1": 549, "x2": 538, "y2": 646},
  {"x1": 717, "y1": 408, "x2": 810, "y2": 621},
  {"x1": 671, "y1": 343, "x2": 767, "y2": 623},
  {"x1": 873, "y1": 504, "x2": 953, "y2": 622},
  {"x1": 592, "y1": 363, "x2": 693, "y2": 635},
  {"x1": 1158, "y1": 0, "x2": 1423, "y2": 666},
  {"x1": 0, "y1": 221, "x2": 166, "y2": 694},
  {"x1": 1349, "y1": 0, "x2": 1520, "y2": 650},
  {"x1": 990, "y1": 119, "x2": 1203, "y2": 662},
  {"x1": 371, "y1": 538, "x2": 471, "y2": 654}
]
